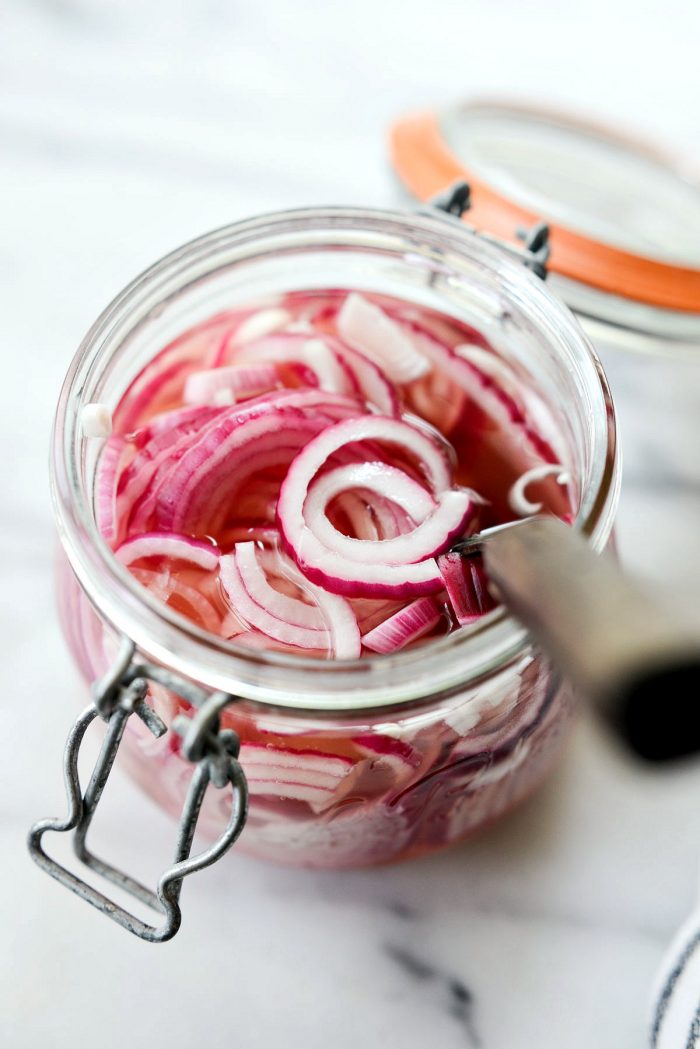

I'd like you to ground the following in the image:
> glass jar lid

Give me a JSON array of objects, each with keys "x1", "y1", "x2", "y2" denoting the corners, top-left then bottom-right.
[{"x1": 389, "y1": 100, "x2": 700, "y2": 318}]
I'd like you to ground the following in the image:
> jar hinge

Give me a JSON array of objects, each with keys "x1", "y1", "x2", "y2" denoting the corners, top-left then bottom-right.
[
  {"x1": 428, "y1": 180, "x2": 551, "y2": 280},
  {"x1": 27, "y1": 637, "x2": 248, "y2": 943}
]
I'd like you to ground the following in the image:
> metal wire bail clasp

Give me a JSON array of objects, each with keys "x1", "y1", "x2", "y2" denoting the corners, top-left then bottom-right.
[
  {"x1": 28, "y1": 638, "x2": 248, "y2": 943},
  {"x1": 429, "y1": 180, "x2": 551, "y2": 280}
]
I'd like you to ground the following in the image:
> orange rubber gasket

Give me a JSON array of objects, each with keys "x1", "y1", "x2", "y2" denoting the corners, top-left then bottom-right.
[{"x1": 389, "y1": 110, "x2": 700, "y2": 313}]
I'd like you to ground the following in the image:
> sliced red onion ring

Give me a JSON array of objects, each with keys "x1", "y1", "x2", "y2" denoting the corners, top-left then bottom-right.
[
  {"x1": 233, "y1": 630, "x2": 325, "y2": 655},
  {"x1": 234, "y1": 332, "x2": 359, "y2": 399},
  {"x1": 155, "y1": 391, "x2": 362, "y2": 532},
  {"x1": 331, "y1": 488, "x2": 416, "y2": 542},
  {"x1": 116, "y1": 533, "x2": 220, "y2": 570},
  {"x1": 221, "y1": 553, "x2": 329, "y2": 650},
  {"x1": 306, "y1": 462, "x2": 436, "y2": 527},
  {"x1": 259, "y1": 546, "x2": 362, "y2": 659},
  {"x1": 350, "y1": 598, "x2": 405, "y2": 632},
  {"x1": 227, "y1": 307, "x2": 292, "y2": 347},
  {"x1": 129, "y1": 404, "x2": 220, "y2": 447},
  {"x1": 337, "y1": 293, "x2": 431, "y2": 384},
  {"x1": 330, "y1": 340, "x2": 400, "y2": 417},
  {"x1": 95, "y1": 435, "x2": 130, "y2": 546},
  {"x1": 277, "y1": 415, "x2": 461, "y2": 596},
  {"x1": 353, "y1": 733, "x2": 421, "y2": 774},
  {"x1": 220, "y1": 544, "x2": 361, "y2": 658},
  {"x1": 305, "y1": 475, "x2": 471, "y2": 566},
  {"x1": 298, "y1": 338, "x2": 356, "y2": 395},
  {"x1": 508, "y1": 464, "x2": 571, "y2": 516},
  {"x1": 362, "y1": 597, "x2": 443, "y2": 653},
  {"x1": 234, "y1": 327, "x2": 401, "y2": 416},
  {"x1": 239, "y1": 742, "x2": 354, "y2": 813},
  {"x1": 282, "y1": 414, "x2": 453, "y2": 504},
  {"x1": 117, "y1": 408, "x2": 219, "y2": 531},
  {"x1": 332, "y1": 490, "x2": 381, "y2": 541},
  {"x1": 132, "y1": 566, "x2": 221, "y2": 633},
  {"x1": 183, "y1": 364, "x2": 279, "y2": 406},
  {"x1": 113, "y1": 311, "x2": 237, "y2": 432},
  {"x1": 438, "y1": 552, "x2": 496, "y2": 625},
  {"x1": 405, "y1": 324, "x2": 560, "y2": 464},
  {"x1": 234, "y1": 542, "x2": 327, "y2": 631},
  {"x1": 454, "y1": 344, "x2": 527, "y2": 411}
]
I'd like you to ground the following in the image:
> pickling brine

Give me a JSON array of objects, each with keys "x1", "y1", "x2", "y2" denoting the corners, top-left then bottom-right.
[{"x1": 56, "y1": 284, "x2": 580, "y2": 867}]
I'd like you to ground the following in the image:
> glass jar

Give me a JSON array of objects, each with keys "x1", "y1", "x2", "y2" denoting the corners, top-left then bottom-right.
[{"x1": 52, "y1": 206, "x2": 619, "y2": 870}]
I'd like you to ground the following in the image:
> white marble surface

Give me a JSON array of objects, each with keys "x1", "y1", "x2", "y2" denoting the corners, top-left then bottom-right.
[{"x1": 2, "y1": 2, "x2": 700, "y2": 1047}]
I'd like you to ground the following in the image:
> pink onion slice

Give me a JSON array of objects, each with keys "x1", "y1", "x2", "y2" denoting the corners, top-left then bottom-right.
[
  {"x1": 234, "y1": 543, "x2": 327, "y2": 631},
  {"x1": 132, "y1": 566, "x2": 221, "y2": 633},
  {"x1": 303, "y1": 463, "x2": 470, "y2": 566},
  {"x1": 116, "y1": 533, "x2": 220, "y2": 570},
  {"x1": 163, "y1": 430, "x2": 329, "y2": 536},
  {"x1": 277, "y1": 415, "x2": 459, "y2": 596},
  {"x1": 281, "y1": 414, "x2": 453, "y2": 505},
  {"x1": 183, "y1": 364, "x2": 279, "y2": 406},
  {"x1": 220, "y1": 553, "x2": 328, "y2": 651},
  {"x1": 239, "y1": 742, "x2": 354, "y2": 813},
  {"x1": 508, "y1": 464, "x2": 571, "y2": 517},
  {"x1": 95, "y1": 435, "x2": 130, "y2": 546},
  {"x1": 117, "y1": 408, "x2": 220, "y2": 531},
  {"x1": 351, "y1": 598, "x2": 405, "y2": 633},
  {"x1": 297, "y1": 338, "x2": 357, "y2": 395},
  {"x1": 226, "y1": 307, "x2": 292, "y2": 348},
  {"x1": 220, "y1": 544, "x2": 361, "y2": 658},
  {"x1": 233, "y1": 327, "x2": 400, "y2": 416},
  {"x1": 454, "y1": 344, "x2": 527, "y2": 411},
  {"x1": 405, "y1": 323, "x2": 561, "y2": 464},
  {"x1": 306, "y1": 462, "x2": 436, "y2": 525},
  {"x1": 113, "y1": 310, "x2": 239, "y2": 432},
  {"x1": 331, "y1": 489, "x2": 413, "y2": 542},
  {"x1": 329, "y1": 340, "x2": 400, "y2": 417},
  {"x1": 362, "y1": 597, "x2": 443, "y2": 653},
  {"x1": 275, "y1": 549, "x2": 443, "y2": 600},
  {"x1": 154, "y1": 391, "x2": 362, "y2": 533},
  {"x1": 273, "y1": 551, "x2": 443, "y2": 600},
  {"x1": 233, "y1": 332, "x2": 359, "y2": 397},
  {"x1": 333, "y1": 490, "x2": 381, "y2": 541},
  {"x1": 337, "y1": 293, "x2": 431, "y2": 383},
  {"x1": 207, "y1": 304, "x2": 290, "y2": 366},
  {"x1": 438, "y1": 552, "x2": 496, "y2": 625},
  {"x1": 352, "y1": 733, "x2": 421, "y2": 775},
  {"x1": 233, "y1": 630, "x2": 326, "y2": 656}
]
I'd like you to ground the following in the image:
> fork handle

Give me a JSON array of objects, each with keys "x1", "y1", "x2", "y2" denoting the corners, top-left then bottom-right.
[{"x1": 483, "y1": 518, "x2": 700, "y2": 761}]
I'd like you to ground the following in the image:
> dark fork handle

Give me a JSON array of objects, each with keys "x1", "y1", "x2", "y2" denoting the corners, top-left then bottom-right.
[{"x1": 484, "y1": 518, "x2": 700, "y2": 761}]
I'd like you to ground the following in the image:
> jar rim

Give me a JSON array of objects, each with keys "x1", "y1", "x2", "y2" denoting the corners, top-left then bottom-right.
[{"x1": 52, "y1": 205, "x2": 620, "y2": 712}]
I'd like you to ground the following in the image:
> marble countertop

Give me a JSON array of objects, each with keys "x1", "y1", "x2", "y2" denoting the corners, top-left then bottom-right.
[{"x1": 3, "y1": 2, "x2": 700, "y2": 1047}]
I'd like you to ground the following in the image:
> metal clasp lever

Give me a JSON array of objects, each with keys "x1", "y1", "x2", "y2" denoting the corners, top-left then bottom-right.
[
  {"x1": 430, "y1": 180, "x2": 551, "y2": 280},
  {"x1": 28, "y1": 639, "x2": 248, "y2": 943}
]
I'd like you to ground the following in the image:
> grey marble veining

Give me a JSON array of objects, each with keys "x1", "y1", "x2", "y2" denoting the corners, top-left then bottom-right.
[{"x1": 2, "y1": 2, "x2": 700, "y2": 1048}]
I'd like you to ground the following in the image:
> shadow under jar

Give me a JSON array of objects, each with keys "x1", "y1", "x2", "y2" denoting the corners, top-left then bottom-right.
[{"x1": 53, "y1": 207, "x2": 619, "y2": 869}]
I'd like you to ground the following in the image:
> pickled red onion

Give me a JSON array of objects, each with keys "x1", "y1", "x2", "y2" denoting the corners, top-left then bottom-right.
[
  {"x1": 277, "y1": 414, "x2": 464, "y2": 596},
  {"x1": 337, "y1": 293, "x2": 431, "y2": 384},
  {"x1": 362, "y1": 597, "x2": 443, "y2": 654},
  {"x1": 438, "y1": 552, "x2": 496, "y2": 625},
  {"x1": 220, "y1": 543, "x2": 361, "y2": 658},
  {"x1": 183, "y1": 363, "x2": 279, "y2": 406},
  {"x1": 116, "y1": 533, "x2": 220, "y2": 570}
]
